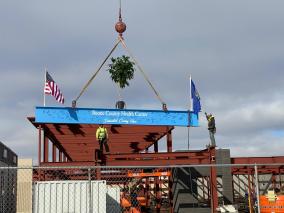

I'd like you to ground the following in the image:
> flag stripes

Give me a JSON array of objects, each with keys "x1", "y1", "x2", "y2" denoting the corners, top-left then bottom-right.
[{"x1": 44, "y1": 72, "x2": 65, "y2": 104}]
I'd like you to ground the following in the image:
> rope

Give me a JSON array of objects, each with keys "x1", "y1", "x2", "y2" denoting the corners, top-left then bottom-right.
[
  {"x1": 119, "y1": 36, "x2": 166, "y2": 106},
  {"x1": 74, "y1": 38, "x2": 121, "y2": 102}
]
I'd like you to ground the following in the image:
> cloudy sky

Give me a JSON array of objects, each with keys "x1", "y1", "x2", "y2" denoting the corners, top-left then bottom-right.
[{"x1": 1, "y1": 1, "x2": 284, "y2": 163}]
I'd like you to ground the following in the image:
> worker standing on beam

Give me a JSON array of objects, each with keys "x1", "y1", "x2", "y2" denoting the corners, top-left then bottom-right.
[
  {"x1": 96, "y1": 124, "x2": 110, "y2": 155},
  {"x1": 205, "y1": 112, "x2": 216, "y2": 147}
]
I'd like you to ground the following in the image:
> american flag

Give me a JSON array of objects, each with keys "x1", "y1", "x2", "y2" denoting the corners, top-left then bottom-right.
[{"x1": 44, "y1": 72, "x2": 65, "y2": 104}]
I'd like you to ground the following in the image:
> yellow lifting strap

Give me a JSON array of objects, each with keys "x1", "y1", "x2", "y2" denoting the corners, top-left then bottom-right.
[
  {"x1": 74, "y1": 38, "x2": 121, "y2": 102},
  {"x1": 119, "y1": 36, "x2": 165, "y2": 106},
  {"x1": 74, "y1": 36, "x2": 166, "y2": 108}
]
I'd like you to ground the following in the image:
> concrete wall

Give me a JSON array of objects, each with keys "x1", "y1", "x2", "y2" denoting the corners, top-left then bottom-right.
[
  {"x1": 172, "y1": 149, "x2": 234, "y2": 213},
  {"x1": 172, "y1": 167, "x2": 211, "y2": 213},
  {"x1": 16, "y1": 159, "x2": 33, "y2": 213}
]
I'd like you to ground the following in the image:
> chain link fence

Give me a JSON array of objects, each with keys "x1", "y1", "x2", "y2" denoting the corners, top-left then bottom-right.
[{"x1": 0, "y1": 164, "x2": 284, "y2": 213}]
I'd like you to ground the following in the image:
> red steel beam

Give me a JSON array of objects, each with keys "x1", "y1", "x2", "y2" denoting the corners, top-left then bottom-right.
[
  {"x1": 232, "y1": 167, "x2": 284, "y2": 175},
  {"x1": 247, "y1": 168, "x2": 253, "y2": 213},
  {"x1": 40, "y1": 161, "x2": 96, "y2": 166},
  {"x1": 209, "y1": 147, "x2": 218, "y2": 213},
  {"x1": 155, "y1": 176, "x2": 161, "y2": 212},
  {"x1": 167, "y1": 128, "x2": 172, "y2": 153},
  {"x1": 232, "y1": 156, "x2": 284, "y2": 164},
  {"x1": 154, "y1": 141, "x2": 158, "y2": 153},
  {"x1": 40, "y1": 150, "x2": 211, "y2": 167},
  {"x1": 43, "y1": 132, "x2": 49, "y2": 163},
  {"x1": 106, "y1": 151, "x2": 210, "y2": 166},
  {"x1": 52, "y1": 143, "x2": 56, "y2": 162},
  {"x1": 231, "y1": 157, "x2": 284, "y2": 175},
  {"x1": 59, "y1": 151, "x2": 62, "y2": 162},
  {"x1": 38, "y1": 125, "x2": 42, "y2": 165},
  {"x1": 44, "y1": 128, "x2": 72, "y2": 162},
  {"x1": 107, "y1": 150, "x2": 210, "y2": 159}
]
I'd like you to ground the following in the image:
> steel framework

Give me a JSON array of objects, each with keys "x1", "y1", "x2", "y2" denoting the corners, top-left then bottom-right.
[{"x1": 28, "y1": 117, "x2": 284, "y2": 213}]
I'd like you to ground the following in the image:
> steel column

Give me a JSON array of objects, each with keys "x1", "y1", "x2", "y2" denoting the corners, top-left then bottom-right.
[
  {"x1": 145, "y1": 177, "x2": 150, "y2": 207},
  {"x1": 154, "y1": 141, "x2": 158, "y2": 153},
  {"x1": 206, "y1": 176, "x2": 210, "y2": 205},
  {"x1": 155, "y1": 177, "x2": 161, "y2": 213},
  {"x1": 201, "y1": 177, "x2": 206, "y2": 200},
  {"x1": 43, "y1": 132, "x2": 49, "y2": 162},
  {"x1": 255, "y1": 164, "x2": 260, "y2": 213},
  {"x1": 96, "y1": 168, "x2": 101, "y2": 180},
  {"x1": 272, "y1": 173, "x2": 276, "y2": 190},
  {"x1": 167, "y1": 128, "x2": 172, "y2": 152},
  {"x1": 169, "y1": 170, "x2": 173, "y2": 213},
  {"x1": 59, "y1": 151, "x2": 62, "y2": 162},
  {"x1": 154, "y1": 141, "x2": 160, "y2": 211},
  {"x1": 52, "y1": 143, "x2": 56, "y2": 162},
  {"x1": 247, "y1": 168, "x2": 253, "y2": 213},
  {"x1": 145, "y1": 148, "x2": 151, "y2": 208},
  {"x1": 279, "y1": 168, "x2": 282, "y2": 188},
  {"x1": 38, "y1": 125, "x2": 42, "y2": 165},
  {"x1": 209, "y1": 147, "x2": 218, "y2": 213}
]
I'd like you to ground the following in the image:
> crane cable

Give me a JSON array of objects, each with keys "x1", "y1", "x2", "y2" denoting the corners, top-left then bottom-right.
[
  {"x1": 74, "y1": 38, "x2": 121, "y2": 103},
  {"x1": 119, "y1": 36, "x2": 165, "y2": 106}
]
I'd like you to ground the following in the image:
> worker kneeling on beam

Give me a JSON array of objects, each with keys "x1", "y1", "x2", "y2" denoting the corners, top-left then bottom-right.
[
  {"x1": 96, "y1": 124, "x2": 110, "y2": 156},
  {"x1": 205, "y1": 112, "x2": 216, "y2": 147}
]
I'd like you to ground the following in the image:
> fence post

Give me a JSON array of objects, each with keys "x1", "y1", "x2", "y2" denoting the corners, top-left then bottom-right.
[
  {"x1": 254, "y1": 164, "x2": 260, "y2": 213},
  {"x1": 209, "y1": 147, "x2": 218, "y2": 213},
  {"x1": 88, "y1": 168, "x2": 92, "y2": 213}
]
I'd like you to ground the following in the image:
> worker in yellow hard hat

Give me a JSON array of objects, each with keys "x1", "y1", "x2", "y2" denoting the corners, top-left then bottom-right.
[
  {"x1": 205, "y1": 112, "x2": 216, "y2": 147},
  {"x1": 96, "y1": 124, "x2": 110, "y2": 154}
]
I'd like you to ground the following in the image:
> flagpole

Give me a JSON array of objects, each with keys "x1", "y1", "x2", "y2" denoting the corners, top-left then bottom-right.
[
  {"x1": 188, "y1": 74, "x2": 192, "y2": 150},
  {"x1": 44, "y1": 68, "x2": 46, "y2": 107},
  {"x1": 189, "y1": 74, "x2": 192, "y2": 112}
]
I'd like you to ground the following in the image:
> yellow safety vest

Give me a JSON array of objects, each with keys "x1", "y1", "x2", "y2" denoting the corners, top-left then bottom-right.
[
  {"x1": 208, "y1": 116, "x2": 214, "y2": 122},
  {"x1": 96, "y1": 127, "x2": 107, "y2": 140}
]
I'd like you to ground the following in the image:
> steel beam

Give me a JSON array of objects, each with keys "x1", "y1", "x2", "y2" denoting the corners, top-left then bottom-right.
[
  {"x1": 209, "y1": 147, "x2": 218, "y2": 213},
  {"x1": 52, "y1": 143, "x2": 56, "y2": 162},
  {"x1": 43, "y1": 132, "x2": 49, "y2": 163},
  {"x1": 59, "y1": 150, "x2": 62, "y2": 162},
  {"x1": 155, "y1": 176, "x2": 161, "y2": 212},
  {"x1": 167, "y1": 128, "x2": 172, "y2": 153},
  {"x1": 232, "y1": 156, "x2": 284, "y2": 164},
  {"x1": 35, "y1": 106, "x2": 198, "y2": 126},
  {"x1": 247, "y1": 168, "x2": 253, "y2": 213},
  {"x1": 106, "y1": 151, "x2": 210, "y2": 166},
  {"x1": 154, "y1": 141, "x2": 158, "y2": 153},
  {"x1": 38, "y1": 125, "x2": 42, "y2": 165},
  {"x1": 44, "y1": 128, "x2": 72, "y2": 162}
]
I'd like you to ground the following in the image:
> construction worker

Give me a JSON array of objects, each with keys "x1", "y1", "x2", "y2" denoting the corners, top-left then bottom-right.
[
  {"x1": 96, "y1": 124, "x2": 110, "y2": 154},
  {"x1": 205, "y1": 112, "x2": 216, "y2": 147}
]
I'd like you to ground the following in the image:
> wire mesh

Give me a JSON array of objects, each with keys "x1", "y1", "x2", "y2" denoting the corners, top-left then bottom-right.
[{"x1": 0, "y1": 164, "x2": 284, "y2": 212}]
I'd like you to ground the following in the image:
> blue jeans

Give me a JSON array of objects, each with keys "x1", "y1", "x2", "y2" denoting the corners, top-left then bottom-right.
[{"x1": 209, "y1": 131, "x2": 216, "y2": 146}]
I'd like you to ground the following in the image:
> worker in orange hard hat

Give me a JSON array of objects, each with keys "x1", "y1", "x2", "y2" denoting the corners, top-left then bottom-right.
[{"x1": 205, "y1": 112, "x2": 216, "y2": 147}]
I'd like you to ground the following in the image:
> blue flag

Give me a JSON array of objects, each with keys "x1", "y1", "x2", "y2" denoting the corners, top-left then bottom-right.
[{"x1": 190, "y1": 79, "x2": 201, "y2": 113}]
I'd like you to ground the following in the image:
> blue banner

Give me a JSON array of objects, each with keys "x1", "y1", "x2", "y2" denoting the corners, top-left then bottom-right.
[{"x1": 35, "y1": 107, "x2": 199, "y2": 127}]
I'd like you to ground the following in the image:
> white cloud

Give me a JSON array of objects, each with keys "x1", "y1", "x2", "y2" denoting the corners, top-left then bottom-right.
[{"x1": 0, "y1": 0, "x2": 284, "y2": 163}]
